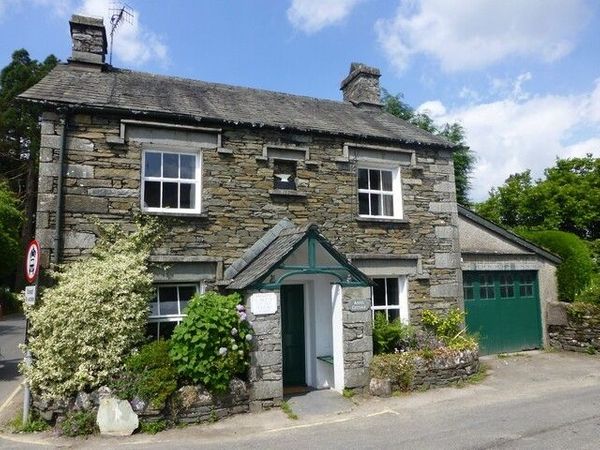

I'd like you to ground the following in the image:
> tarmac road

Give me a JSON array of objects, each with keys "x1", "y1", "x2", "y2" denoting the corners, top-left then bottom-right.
[
  {"x1": 0, "y1": 314, "x2": 25, "y2": 408},
  {"x1": 1, "y1": 351, "x2": 599, "y2": 449}
]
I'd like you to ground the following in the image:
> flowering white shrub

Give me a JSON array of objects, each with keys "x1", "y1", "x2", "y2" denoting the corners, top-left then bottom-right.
[{"x1": 22, "y1": 221, "x2": 160, "y2": 399}]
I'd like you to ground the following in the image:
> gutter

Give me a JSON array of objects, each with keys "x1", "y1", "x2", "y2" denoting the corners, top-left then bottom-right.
[{"x1": 54, "y1": 110, "x2": 69, "y2": 265}]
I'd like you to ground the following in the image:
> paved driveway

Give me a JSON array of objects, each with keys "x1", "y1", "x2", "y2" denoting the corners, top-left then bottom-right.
[{"x1": 1, "y1": 351, "x2": 600, "y2": 449}]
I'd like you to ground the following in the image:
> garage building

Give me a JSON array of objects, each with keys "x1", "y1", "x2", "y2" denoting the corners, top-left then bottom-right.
[{"x1": 458, "y1": 206, "x2": 561, "y2": 355}]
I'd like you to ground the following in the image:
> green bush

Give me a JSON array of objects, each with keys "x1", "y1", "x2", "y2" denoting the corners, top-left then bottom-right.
[
  {"x1": 370, "y1": 353, "x2": 416, "y2": 390},
  {"x1": 521, "y1": 230, "x2": 594, "y2": 301},
  {"x1": 567, "y1": 302, "x2": 600, "y2": 322},
  {"x1": 0, "y1": 181, "x2": 23, "y2": 281},
  {"x1": 22, "y1": 221, "x2": 160, "y2": 399},
  {"x1": 576, "y1": 276, "x2": 600, "y2": 305},
  {"x1": 0, "y1": 288, "x2": 22, "y2": 315},
  {"x1": 169, "y1": 292, "x2": 253, "y2": 393},
  {"x1": 372, "y1": 312, "x2": 416, "y2": 354},
  {"x1": 421, "y1": 309, "x2": 477, "y2": 351},
  {"x1": 112, "y1": 340, "x2": 178, "y2": 410},
  {"x1": 60, "y1": 410, "x2": 97, "y2": 437}
]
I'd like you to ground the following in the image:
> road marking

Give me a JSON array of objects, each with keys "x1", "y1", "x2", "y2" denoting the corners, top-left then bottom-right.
[
  {"x1": 367, "y1": 408, "x2": 400, "y2": 417},
  {"x1": 0, "y1": 384, "x2": 22, "y2": 415},
  {"x1": 266, "y1": 415, "x2": 355, "y2": 433}
]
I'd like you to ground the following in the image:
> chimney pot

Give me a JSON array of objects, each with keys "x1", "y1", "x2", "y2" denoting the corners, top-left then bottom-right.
[
  {"x1": 340, "y1": 63, "x2": 382, "y2": 108},
  {"x1": 69, "y1": 14, "x2": 107, "y2": 67}
]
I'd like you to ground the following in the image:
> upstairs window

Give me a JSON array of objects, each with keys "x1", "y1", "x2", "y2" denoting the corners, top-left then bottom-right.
[
  {"x1": 273, "y1": 159, "x2": 297, "y2": 190},
  {"x1": 358, "y1": 167, "x2": 402, "y2": 219},
  {"x1": 142, "y1": 149, "x2": 201, "y2": 213}
]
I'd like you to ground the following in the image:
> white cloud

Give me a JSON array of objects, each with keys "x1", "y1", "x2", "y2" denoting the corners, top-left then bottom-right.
[
  {"x1": 287, "y1": 0, "x2": 363, "y2": 34},
  {"x1": 376, "y1": 0, "x2": 590, "y2": 72},
  {"x1": 419, "y1": 77, "x2": 600, "y2": 201},
  {"x1": 0, "y1": 0, "x2": 168, "y2": 67},
  {"x1": 77, "y1": 0, "x2": 168, "y2": 67},
  {"x1": 0, "y1": 0, "x2": 71, "y2": 20}
]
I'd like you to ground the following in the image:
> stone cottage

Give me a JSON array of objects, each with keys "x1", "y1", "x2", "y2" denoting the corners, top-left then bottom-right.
[{"x1": 19, "y1": 15, "x2": 558, "y2": 408}]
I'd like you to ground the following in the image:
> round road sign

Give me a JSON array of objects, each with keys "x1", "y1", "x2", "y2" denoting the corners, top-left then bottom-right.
[{"x1": 24, "y1": 240, "x2": 41, "y2": 284}]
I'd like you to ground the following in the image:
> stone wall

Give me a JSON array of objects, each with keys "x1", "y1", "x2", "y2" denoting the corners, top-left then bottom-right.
[
  {"x1": 369, "y1": 349, "x2": 480, "y2": 396},
  {"x1": 342, "y1": 286, "x2": 373, "y2": 389},
  {"x1": 245, "y1": 290, "x2": 283, "y2": 411},
  {"x1": 547, "y1": 302, "x2": 600, "y2": 353},
  {"x1": 411, "y1": 349, "x2": 479, "y2": 389},
  {"x1": 36, "y1": 110, "x2": 461, "y2": 315},
  {"x1": 32, "y1": 379, "x2": 249, "y2": 426}
]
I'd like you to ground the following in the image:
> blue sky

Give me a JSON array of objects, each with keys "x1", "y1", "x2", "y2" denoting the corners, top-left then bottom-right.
[{"x1": 1, "y1": 0, "x2": 599, "y2": 201}]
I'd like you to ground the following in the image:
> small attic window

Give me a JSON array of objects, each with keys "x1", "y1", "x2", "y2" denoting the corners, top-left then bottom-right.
[{"x1": 273, "y1": 159, "x2": 297, "y2": 190}]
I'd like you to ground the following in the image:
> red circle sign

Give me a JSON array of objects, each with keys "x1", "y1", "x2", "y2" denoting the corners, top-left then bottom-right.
[{"x1": 24, "y1": 240, "x2": 40, "y2": 284}]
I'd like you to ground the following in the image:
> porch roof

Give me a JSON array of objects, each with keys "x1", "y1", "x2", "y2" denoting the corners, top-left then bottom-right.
[{"x1": 227, "y1": 222, "x2": 371, "y2": 290}]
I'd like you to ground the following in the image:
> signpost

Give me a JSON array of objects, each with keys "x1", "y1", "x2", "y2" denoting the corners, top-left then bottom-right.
[{"x1": 22, "y1": 239, "x2": 40, "y2": 425}]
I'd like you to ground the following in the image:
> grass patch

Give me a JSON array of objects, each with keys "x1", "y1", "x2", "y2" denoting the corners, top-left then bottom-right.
[
  {"x1": 342, "y1": 388, "x2": 355, "y2": 399},
  {"x1": 453, "y1": 363, "x2": 489, "y2": 388},
  {"x1": 8, "y1": 411, "x2": 49, "y2": 433},
  {"x1": 280, "y1": 401, "x2": 298, "y2": 420},
  {"x1": 139, "y1": 420, "x2": 168, "y2": 434}
]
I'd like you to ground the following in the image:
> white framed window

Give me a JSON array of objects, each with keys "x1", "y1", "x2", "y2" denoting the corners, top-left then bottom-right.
[
  {"x1": 371, "y1": 276, "x2": 409, "y2": 324},
  {"x1": 141, "y1": 149, "x2": 202, "y2": 214},
  {"x1": 357, "y1": 166, "x2": 402, "y2": 219},
  {"x1": 147, "y1": 283, "x2": 203, "y2": 340}
]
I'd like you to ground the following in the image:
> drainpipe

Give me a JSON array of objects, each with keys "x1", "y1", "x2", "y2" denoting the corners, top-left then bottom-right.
[{"x1": 54, "y1": 110, "x2": 68, "y2": 265}]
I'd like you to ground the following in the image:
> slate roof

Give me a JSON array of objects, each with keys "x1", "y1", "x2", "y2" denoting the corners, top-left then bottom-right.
[
  {"x1": 18, "y1": 64, "x2": 451, "y2": 147},
  {"x1": 458, "y1": 205, "x2": 562, "y2": 265},
  {"x1": 227, "y1": 222, "x2": 371, "y2": 290}
]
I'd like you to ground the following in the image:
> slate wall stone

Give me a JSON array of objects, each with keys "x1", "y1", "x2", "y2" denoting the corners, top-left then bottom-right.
[{"x1": 36, "y1": 111, "x2": 461, "y2": 316}]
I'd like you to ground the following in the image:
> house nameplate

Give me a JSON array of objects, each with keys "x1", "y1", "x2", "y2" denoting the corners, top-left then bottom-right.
[
  {"x1": 250, "y1": 292, "x2": 278, "y2": 315},
  {"x1": 350, "y1": 299, "x2": 370, "y2": 312}
]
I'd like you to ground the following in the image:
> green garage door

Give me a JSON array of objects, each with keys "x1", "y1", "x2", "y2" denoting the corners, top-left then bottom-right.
[{"x1": 464, "y1": 271, "x2": 542, "y2": 355}]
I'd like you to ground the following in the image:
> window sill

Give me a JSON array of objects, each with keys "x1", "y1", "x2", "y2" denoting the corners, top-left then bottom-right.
[
  {"x1": 356, "y1": 216, "x2": 409, "y2": 224},
  {"x1": 269, "y1": 189, "x2": 308, "y2": 198},
  {"x1": 142, "y1": 210, "x2": 209, "y2": 219}
]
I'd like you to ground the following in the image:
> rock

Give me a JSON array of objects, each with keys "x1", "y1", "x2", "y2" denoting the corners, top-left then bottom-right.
[
  {"x1": 74, "y1": 391, "x2": 93, "y2": 411},
  {"x1": 97, "y1": 386, "x2": 112, "y2": 399},
  {"x1": 130, "y1": 396, "x2": 147, "y2": 413},
  {"x1": 96, "y1": 398, "x2": 139, "y2": 436},
  {"x1": 229, "y1": 378, "x2": 248, "y2": 401},
  {"x1": 178, "y1": 386, "x2": 199, "y2": 410},
  {"x1": 369, "y1": 378, "x2": 392, "y2": 397},
  {"x1": 196, "y1": 385, "x2": 214, "y2": 407}
]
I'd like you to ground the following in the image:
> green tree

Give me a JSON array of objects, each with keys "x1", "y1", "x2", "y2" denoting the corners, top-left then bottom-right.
[
  {"x1": 0, "y1": 181, "x2": 23, "y2": 282},
  {"x1": 382, "y1": 89, "x2": 476, "y2": 205},
  {"x1": 0, "y1": 49, "x2": 57, "y2": 286},
  {"x1": 476, "y1": 155, "x2": 600, "y2": 240}
]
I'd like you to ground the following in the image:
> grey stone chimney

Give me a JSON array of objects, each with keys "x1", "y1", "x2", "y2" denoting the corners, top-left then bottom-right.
[
  {"x1": 340, "y1": 63, "x2": 382, "y2": 107},
  {"x1": 69, "y1": 14, "x2": 107, "y2": 66}
]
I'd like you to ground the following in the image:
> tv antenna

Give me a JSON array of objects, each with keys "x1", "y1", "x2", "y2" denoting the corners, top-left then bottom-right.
[{"x1": 108, "y1": 3, "x2": 133, "y2": 65}]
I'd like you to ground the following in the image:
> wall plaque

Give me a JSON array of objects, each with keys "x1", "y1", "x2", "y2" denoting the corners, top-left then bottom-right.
[
  {"x1": 250, "y1": 292, "x2": 278, "y2": 315},
  {"x1": 350, "y1": 298, "x2": 370, "y2": 312}
]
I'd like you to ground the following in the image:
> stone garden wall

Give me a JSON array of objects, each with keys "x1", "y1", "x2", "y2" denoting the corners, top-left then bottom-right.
[
  {"x1": 369, "y1": 349, "x2": 479, "y2": 396},
  {"x1": 32, "y1": 378, "x2": 249, "y2": 426},
  {"x1": 547, "y1": 301, "x2": 600, "y2": 353},
  {"x1": 411, "y1": 349, "x2": 479, "y2": 389}
]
